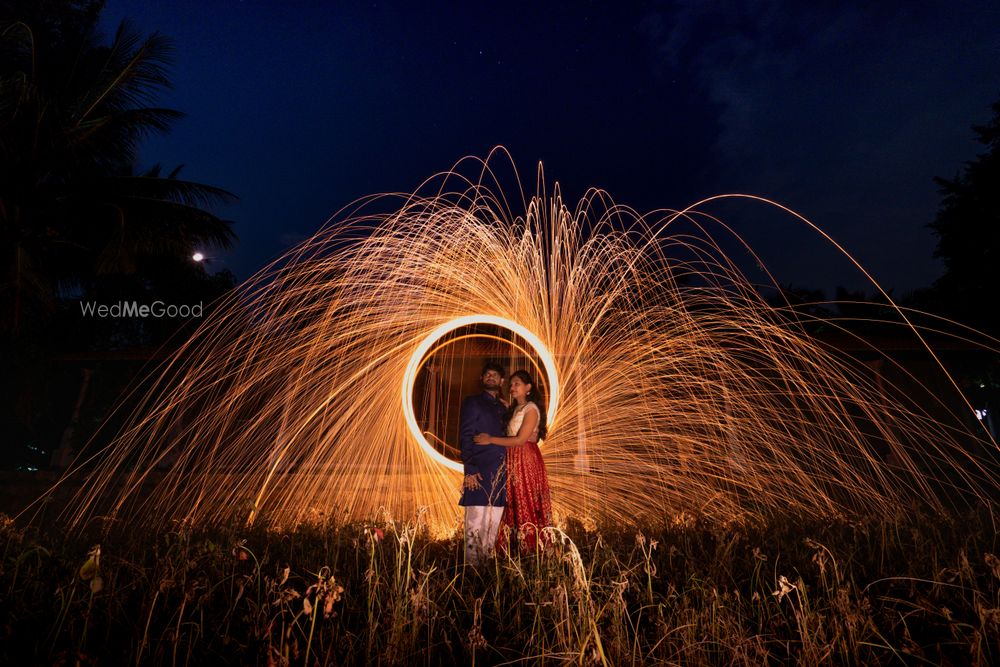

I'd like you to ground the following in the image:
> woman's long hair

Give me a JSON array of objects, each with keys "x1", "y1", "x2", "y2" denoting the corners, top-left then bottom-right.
[{"x1": 505, "y1": 369, "x2": 548, "y2": 440}]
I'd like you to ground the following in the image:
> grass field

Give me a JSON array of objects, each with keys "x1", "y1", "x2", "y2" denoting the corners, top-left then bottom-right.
[{"x1": 2, "y1": 506, "x2": 999, "y2": 665}]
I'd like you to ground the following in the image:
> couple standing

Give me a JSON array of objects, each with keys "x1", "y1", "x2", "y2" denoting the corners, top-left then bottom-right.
[{"x1": 459, "y1": 362, "x2": 553, "y2": 563}]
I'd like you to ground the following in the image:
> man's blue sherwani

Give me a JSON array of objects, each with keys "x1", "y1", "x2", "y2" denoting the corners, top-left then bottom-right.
[{"x1": 458, "y1": 391, "x2": 508, "y2": 506}]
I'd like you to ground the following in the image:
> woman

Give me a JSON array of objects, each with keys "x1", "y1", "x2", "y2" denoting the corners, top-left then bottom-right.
[{"x1": 474, "y1": 370, "x2": 552, "y2": 553}]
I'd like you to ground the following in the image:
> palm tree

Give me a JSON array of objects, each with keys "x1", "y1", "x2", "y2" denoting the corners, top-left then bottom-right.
[{"x1": 0, "y1": 0, "x2": 237, "y2": 337}]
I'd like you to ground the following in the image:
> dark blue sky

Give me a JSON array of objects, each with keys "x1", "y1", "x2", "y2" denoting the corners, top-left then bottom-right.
[{"x1": 101, "y1": 1, "x2": 1000, "y2": 295}]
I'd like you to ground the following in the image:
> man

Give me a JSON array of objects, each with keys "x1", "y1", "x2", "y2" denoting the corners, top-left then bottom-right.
[{"x1": 459, "y1": 361, "x2": 508, "y2": 564}]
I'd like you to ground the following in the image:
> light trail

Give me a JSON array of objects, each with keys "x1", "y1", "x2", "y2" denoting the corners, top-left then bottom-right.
[
  {"x1": 402, "y1": 314, "x2": 560, "y2": 473},
  {"x1": 48, "y1": 151, "x2": 999, "y2": 533}
]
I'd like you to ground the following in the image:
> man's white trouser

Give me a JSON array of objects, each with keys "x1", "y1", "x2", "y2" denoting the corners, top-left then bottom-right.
[{"x1": 464, "y1": 505, "x2": 504, "y2": 564}]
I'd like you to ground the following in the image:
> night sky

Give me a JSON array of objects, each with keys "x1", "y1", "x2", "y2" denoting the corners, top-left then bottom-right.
[{"x1": 100, "y1": 1, "x2": 1000, "y2": 295}]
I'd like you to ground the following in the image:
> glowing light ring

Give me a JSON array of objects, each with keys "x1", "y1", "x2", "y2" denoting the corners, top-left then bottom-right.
[
  {"x1": 402, "y1": 315, "x2": 560, "y2": 472},
  {"x1": 419, "y1": 334, "x2": 550, "y2": 401}
]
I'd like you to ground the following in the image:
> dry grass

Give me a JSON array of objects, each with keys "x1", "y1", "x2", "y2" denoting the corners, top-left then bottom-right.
[{"x1": 2, "y1": 508, "x2": 999, "y2": 665}]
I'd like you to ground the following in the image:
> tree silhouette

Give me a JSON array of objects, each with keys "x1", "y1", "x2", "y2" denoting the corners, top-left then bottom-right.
[
  {"x1": 929, "y1": 97, "x2": 1000, "y2": 337},
  {"x1": 0, "y1": 0, "x2": 237, "y2": 338},
  {"x1": 0, "y1": 1, "x2": 239, "y2": 468}
]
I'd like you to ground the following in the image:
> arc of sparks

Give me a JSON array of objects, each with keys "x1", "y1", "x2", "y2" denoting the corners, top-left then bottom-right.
[{"x1": 41, "y1": 149, "x2": 999, "y2": 534}]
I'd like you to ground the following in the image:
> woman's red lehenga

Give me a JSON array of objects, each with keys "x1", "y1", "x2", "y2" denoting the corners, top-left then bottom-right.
[{"x1": 496, "y1": 440, "x2": 553, "y2": 554}]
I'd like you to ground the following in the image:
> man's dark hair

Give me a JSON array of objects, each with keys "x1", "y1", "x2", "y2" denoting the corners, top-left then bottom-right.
[{"x1": 481, "y1": 361, "x2": 506, "y2": 377}]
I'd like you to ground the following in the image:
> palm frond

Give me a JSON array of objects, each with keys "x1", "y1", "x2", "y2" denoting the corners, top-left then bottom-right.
[
  {"x1": 71, "y1": 106, "x2": 183, "y2": 140},
  {"x1": 76, "y1": 20, "x2": 174, "y2": 123},
  {"x1": 108, "y1": 175, "x2": 238, "y2": 210},
  {"x1": 0, "y1": 21, "x2": 37, "y2": 120},
  {"x1": 114, "y1": 195, "x2": 238, "y2": 250},
  {"x1": 66, "y1": 107, "x2": 184, "y2": 166},
  {"x1": 0, "y1": 20, "x2": 35, "y2": 74}
]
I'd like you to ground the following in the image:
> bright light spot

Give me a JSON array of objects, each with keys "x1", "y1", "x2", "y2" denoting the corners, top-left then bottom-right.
[
  {"x1": 192, "y1": 252, "x2": 205, "y2": 262},
  {"x1": 976, "y1": 408, "x2": 989, "y2": 421},
  {"x1": 402, "y1": 315, "x2": 560, "y2": 473}
]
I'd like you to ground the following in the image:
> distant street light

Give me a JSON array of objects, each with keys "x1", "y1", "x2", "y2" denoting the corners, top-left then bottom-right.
[{"x1": 192, "y1": 252, "x2": 205, "y2": 263}]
